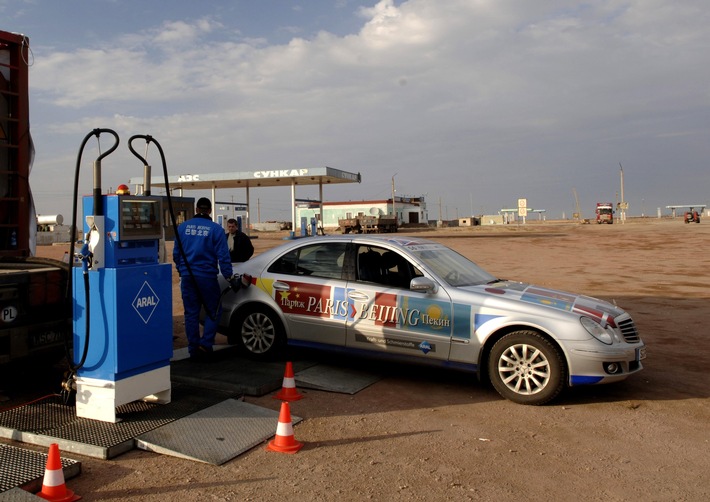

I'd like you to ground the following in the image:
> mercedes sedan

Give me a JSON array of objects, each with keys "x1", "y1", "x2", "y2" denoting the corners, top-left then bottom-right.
[{"x1": 219, "y1": 235, "x2": 646, "y2": 405}]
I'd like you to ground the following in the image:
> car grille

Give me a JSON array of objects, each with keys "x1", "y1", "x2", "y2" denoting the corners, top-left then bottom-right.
[{"x1": 617, "y1": 317, "x2": 640, "y2": 343}]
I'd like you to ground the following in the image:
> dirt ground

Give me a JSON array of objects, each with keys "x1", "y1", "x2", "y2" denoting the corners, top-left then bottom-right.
[{"x1": 2, "y1": 218, "x2": 709, "y2": 501}]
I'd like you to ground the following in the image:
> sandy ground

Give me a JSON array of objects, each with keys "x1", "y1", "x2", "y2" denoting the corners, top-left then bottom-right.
[{"x1": 2, "y1": 218, "x2": 709, "y2": 501}]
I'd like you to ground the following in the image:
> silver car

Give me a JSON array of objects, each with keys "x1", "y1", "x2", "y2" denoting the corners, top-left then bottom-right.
[{"x1": 219, "y1": 235, "x2": 646, "y2": 405}]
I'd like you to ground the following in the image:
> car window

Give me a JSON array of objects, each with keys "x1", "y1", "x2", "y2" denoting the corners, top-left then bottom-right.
[
  {"x1": 408, "y1": 244, "x2": 495, "y2": 287},
  {"x1": 356, "y1": 245, "x2": 422, "y2": 288},
  {"x1": 268, "y1": 242, "x2": 346, "y2": 279}
]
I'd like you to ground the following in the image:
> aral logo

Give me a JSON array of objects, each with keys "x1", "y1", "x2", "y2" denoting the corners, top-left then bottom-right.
[{"x1": 133, "y1": 282, "x2": 160, "y2": 324}]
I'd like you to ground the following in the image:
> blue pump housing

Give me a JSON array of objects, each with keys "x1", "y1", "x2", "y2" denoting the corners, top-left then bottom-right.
[{"x1": 73, "y1": 194, "x2": 172, "y2": 383}]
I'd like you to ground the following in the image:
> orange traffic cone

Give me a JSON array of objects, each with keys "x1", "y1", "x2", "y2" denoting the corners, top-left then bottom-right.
[
  {"x1": 273, "y1": 361, "x2": 304, "y2": 401},
  {"x1": 37, "y1": 443, "x2": 81, "y2": 501},
  {"x1": 266, "y1": 401, "x2": 303, "y2": 454}
]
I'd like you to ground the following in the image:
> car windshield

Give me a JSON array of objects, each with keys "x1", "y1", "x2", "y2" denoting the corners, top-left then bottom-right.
[{"x1": 406, "y1": 243, "x2": 497, "y2": 287}]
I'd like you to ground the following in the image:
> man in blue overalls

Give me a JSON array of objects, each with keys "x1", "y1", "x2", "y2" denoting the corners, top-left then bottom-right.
[{"x1": 173, "y1": 197, "x2": 241, "y2": 361}]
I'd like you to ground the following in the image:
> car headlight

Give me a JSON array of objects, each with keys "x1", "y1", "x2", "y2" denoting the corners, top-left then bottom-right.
[{"x1": 580, "y1": 317, "x2": 613, "y2": 345}]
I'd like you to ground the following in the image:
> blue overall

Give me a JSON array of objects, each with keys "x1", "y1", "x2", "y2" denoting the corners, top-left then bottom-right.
[{"x1": 173, "y1": 213, "x2": 233, "y2": 356}]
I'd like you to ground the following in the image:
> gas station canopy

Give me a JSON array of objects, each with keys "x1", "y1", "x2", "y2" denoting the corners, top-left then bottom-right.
[{"x1": 129, "y1": 166, "x2": 361, "y2": 229}]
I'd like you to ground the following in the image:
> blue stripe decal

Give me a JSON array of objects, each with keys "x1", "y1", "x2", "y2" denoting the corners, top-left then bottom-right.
[
  {"x1": 570, "y1": 375, "x2": 604, "y2": 385},
  {"x1": 474, "y1": 313, "x2": 501, "y2": 331},
  {"x1": 452, "y1": 303, "x2": 472, "y2": 339}
]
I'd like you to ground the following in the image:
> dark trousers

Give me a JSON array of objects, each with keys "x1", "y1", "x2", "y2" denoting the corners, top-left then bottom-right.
[{"x1": 180, "y1": 275, "x2": 222, "y2": 355}]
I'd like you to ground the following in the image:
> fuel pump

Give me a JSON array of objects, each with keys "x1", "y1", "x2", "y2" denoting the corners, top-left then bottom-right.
[{"x1": 67, "y1": 129, "x2": 172, "y2": 422}]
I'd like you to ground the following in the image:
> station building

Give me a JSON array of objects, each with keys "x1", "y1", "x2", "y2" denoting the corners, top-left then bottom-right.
[{"x1": 295, "y1": 196, "x2": 429, "y2": 231}]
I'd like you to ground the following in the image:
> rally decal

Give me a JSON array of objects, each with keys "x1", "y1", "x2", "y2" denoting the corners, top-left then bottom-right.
[
  {"x1": 474, "y1": 313, "x2": 501, "y2": 332},
  {"x1": 452, "y1": 303, "x2": 473, "y2": 339},
  {"x1": 521, "y1": 286, "x2": 576, "y2": 311},
  {"x1": 516, "y1": 286, "x2": 624, "y2": 324},
  {"x1": 571, "y1": 295, "x2": 624, "y2": 326},
  {"x1": 261, "y1": 278, "x2": 474, "y2": 340},
  {"x1": 349, "y1": 292, "x2": 452, "y2": 335},
  {"x1": 354, "y1": 333, "x2": 437, "y2": 354},
  {"x1": 270, "y1": 280, "x2": 350, "y2": 319}
]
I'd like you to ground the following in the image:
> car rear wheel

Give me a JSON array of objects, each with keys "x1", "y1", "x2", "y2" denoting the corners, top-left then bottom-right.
[
  {"x1": 488, "y1": 330, "x2": 566, "y2": 405},
  {"x1": 230, "y1": 305, "x2": 285, "y2": 359}
]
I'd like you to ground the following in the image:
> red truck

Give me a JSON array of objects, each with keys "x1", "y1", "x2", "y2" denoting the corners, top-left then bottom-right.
[
  {"x1": 595, "y1": 203, "x2": 614, "y2": 224},
  {"x1": 1, "y1": 30, "x2": 71, "y2": 367}
]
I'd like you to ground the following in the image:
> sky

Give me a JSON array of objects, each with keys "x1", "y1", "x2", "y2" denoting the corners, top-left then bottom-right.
[{"x1": 3, "y1": 0, "x2": 709, "y2": 222}]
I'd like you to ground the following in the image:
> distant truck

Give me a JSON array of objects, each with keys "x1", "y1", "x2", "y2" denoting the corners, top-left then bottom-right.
[
  {"x1": 338, "y1": 215, "x2": 397, "y2": 234},
  {"x1": 684, "y1": 209, "x2": 700, "y2": 224},
  {"x1": 1, "y1": 30, "x2": 71, "y2": 367},
  {"x1": 595, "y1": 203, "x2": 614, "y2": 224}
]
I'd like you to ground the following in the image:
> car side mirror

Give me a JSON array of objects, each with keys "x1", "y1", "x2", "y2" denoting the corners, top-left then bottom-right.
[{"x1": 410, "y1": 276, "x2": 438, "y2": 294}]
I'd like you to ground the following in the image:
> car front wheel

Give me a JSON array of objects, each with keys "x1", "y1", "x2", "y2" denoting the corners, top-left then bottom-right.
[
  {"x1": 230, "y1": 305, "x2": 285, "y2": 359},
  {"x1": 488, "y1": 330, "x2": 566, "y2": 405}
]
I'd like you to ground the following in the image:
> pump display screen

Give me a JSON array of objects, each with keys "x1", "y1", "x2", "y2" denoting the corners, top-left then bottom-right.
[{"x1": 120, "y1": 198, "x2": 162, "y2": 240}]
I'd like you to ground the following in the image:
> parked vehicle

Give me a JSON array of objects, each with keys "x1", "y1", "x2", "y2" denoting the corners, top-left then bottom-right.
[
  {"x1": 595, "y1": 203, "x2": 614, "y2": 224},
  {"x1": 338, "y1": 215, "x2": 397, "y2": 234},
  {"x1": 217, "y1": 235, "x2": 646, "y2": 405},
  {"x1": 1, "y1": 30, "x2": 70, "y2": 367},
  {"x1": 684, "y1": 209, "x2": 700, "y2": 224}
]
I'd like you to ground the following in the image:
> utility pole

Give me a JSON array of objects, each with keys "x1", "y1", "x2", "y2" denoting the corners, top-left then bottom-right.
[
  {"x1": 391, "y1": 173, "x2": 398, "y2": 220},
  {"x1": 619, "y1": 162, "x2": 626, "y2": 224}
]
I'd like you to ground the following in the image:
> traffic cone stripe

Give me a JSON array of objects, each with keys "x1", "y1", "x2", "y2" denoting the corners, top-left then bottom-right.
[
  {"x1": 42, "y1": 469, "x2": 64, "y2": 487},
  {"x1": 273, "y1": 362, "x2": 304, "y2": 401},
  {"x1": 266, "y1": 401, "x2": 304, "y2": 454},
  {"x1": 276, "y1": 421, "x2": 294, "y2": 437},
  {"x1": 37, "y1": 443, "x2": 81, "y2": 501}
]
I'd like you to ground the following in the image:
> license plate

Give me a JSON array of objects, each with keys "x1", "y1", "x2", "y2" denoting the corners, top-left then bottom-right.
[
  {"x1": 30, "y1": 330, "x2": 64, "y2": 348},
  {"x1": 636, "y1": 347, "x2": 647, "y2": 361}
]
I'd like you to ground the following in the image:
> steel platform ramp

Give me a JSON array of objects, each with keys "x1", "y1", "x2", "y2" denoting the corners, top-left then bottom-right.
[
  {"x1": 295, "y1": 364, "x2": 381, "y2": 394},
  {"x1": 0, "y1": 443, "x2": 80, "y2": 497},
  {"x1": 0, "y1": 487, "x2": 43, "y2": 501},
  {"x1": 170, "y1": 346, "x2": 319, "y2": 395},
  {"x1": 172, "y1": 346, "x2": 381, "y2": 396},
  {"x1": 0, "y1": 384, "x2": 237, "y2": 460},
  {"x1": 136, "y1": 399, "x2": 302, "y2": 465}
]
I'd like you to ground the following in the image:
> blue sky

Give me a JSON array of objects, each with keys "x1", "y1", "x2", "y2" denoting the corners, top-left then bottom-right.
[{"x1": 3, "y1": 0, "x2": 709, "y2": 222}]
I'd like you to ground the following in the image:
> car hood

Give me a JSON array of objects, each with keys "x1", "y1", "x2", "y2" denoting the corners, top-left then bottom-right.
[{"x1": 461, "y1": 280, "x2": 627, "y2": 326}]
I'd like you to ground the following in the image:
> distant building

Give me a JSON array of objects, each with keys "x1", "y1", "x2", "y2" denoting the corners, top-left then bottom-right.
[
  {"x1": 458, "y1": 217, "x2": 481, "y2": 227},
  {"x1": 295, "y1": 196, "x2": 429, "y2": 230}
]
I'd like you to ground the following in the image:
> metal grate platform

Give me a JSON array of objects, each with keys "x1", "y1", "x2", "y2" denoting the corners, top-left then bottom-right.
[
  {"x1": 0, "y1": 384, "x2": 237, "y2": 459},
  {"x1": 137, "y1": 399, "x2": 302, "y2": 465},
  {"x1": 0, "y1": 443, "x2": 81, "y2": 495}
]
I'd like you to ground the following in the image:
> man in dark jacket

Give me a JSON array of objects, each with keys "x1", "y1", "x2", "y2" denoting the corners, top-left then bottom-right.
[
  {"x1": 226, "y1": 218, "x2": 254, "y2": 263},
  {"x1": 173, "y1": 198, "x2": 236, "y2": 360}
]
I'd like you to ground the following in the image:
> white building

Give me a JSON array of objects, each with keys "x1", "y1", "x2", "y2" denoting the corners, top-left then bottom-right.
[{"x1": 295, "y1": 196, "x2": 429, "y2": 231}]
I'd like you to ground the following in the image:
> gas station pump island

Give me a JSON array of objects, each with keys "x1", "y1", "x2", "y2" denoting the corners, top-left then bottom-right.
[{"x1": 70, "y1": 131, "x2": 173, "y2": 422}]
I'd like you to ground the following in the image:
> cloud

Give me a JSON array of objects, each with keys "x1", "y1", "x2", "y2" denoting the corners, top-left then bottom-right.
[{"x1": 24, "y1": 0, "x2": 710, "y2": 220}]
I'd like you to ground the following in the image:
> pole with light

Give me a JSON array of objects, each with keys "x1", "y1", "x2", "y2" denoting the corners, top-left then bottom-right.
[{"x1": 391, "y1": 172, "x2": 398, "y2": 221}]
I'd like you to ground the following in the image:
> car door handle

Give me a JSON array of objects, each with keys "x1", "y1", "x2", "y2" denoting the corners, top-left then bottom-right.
[
  {"x1": 273, "y1": 281, "x2": 290, "y2": 291},
  {"x1": 347, "y1": 291, "x2": 370, "y2": 301}
]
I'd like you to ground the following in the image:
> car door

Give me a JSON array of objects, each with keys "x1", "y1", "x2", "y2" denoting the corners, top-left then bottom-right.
[
  {"x1": 345, "y1": 244, "x2": 453, "y2": 360},
  {"x1": 266, "y1": 241, "x2": 348, "y2": 347}
]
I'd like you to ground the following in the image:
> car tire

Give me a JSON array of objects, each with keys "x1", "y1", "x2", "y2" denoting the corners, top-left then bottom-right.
[
  {"x1": 488, "y1": 330, "x2": 566, "y2": 405},
  {"x1": 230, "y1": 305, "x2": 285, "y2": 359}
]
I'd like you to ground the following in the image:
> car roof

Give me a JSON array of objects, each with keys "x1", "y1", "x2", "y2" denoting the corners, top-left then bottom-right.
[{"x1": 249, "y1": 234, "x2": 441, "y2": 264}]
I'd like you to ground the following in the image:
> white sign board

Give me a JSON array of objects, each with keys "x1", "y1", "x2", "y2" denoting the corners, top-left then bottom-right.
[{"x1": 518, "y1": 198, "x2": 527, "y2": 218}]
